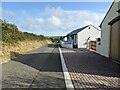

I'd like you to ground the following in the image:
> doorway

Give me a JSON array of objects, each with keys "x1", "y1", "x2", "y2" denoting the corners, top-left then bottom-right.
[{"x1": 109, "y1": 20, "x2": 120, "y2": 61}]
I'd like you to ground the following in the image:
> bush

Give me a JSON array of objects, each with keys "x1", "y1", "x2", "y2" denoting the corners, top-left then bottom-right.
[{"x1": 0, "y1": 19, "x2": 48, "y2": 44}]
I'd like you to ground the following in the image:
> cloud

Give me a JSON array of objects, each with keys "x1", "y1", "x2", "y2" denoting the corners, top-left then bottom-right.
[
  {"x1": 26, "y1": 17, "x2": 44, "y2": 24},
  {"x1": 2, "y1": 10, "x2": 15, "y2": 19},
  {"x1": 45, "y1": 6, "x2": 66, "y2": 17},
  {"x1": 19, "y1": 6, "x2": 105, "y2": 36},
  {"x1": 20, "y1": 17, "x2": 44, "y2": 31},
  {"x1": 48, "y1": 16, "x2": 62, "y2": 27},
  {"x1": 66, "y1": 10, "x2": 104, "y2": 26}
]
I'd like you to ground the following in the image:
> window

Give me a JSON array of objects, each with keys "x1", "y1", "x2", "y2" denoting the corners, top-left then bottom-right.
[{"x1": 97, "y1": 38, "x2": 101, "y2": 42}]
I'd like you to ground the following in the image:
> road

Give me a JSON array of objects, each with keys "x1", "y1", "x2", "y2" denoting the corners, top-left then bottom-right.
[
  {"x1": 2, "y1": 44, "x2": 120, "y2": 89},
  {"x1": 2, "y1": 44, "x2": 66, "y2": 89}
]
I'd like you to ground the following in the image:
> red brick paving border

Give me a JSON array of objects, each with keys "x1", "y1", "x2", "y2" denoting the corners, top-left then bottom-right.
[{"x1": 62, "y1": 48, "x2": 120, "y2": 89}]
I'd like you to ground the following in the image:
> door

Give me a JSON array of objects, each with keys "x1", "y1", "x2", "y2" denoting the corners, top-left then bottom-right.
[
  {"x1": 109, "y1": 20, "x2": 120, "y2": 61},
  {"x1": 73, "y1": 34, "x2": 78, "y2": 48}
]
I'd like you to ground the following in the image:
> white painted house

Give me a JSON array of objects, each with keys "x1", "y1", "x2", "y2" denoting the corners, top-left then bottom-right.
[
  {"x1": 96, "y1": 1, "x2": 120, "y2": 58},
  {"x1": 62, "y1": 25, "x2": 100, "y2": 49}
]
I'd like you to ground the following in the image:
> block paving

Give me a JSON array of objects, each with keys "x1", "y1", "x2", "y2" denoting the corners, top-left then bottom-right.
[{"x1": 62, "y1": 48, "x2": 120, "y2": 89}]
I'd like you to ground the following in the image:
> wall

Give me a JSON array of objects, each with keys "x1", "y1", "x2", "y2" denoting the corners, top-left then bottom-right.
[
  {"x1": 96, "y1": 2, "x2": 119, "y2": 57},
  {"x1": 118, "y1": 21, "x2": 120, "y2": 61},
  {"x1": 77, "y1": 25, "x2": 100, "y2": 48},
  {"x1": 119, "y1": 1, "x2": 120, "y2": 16},
  {"x1": 63, "y1": 37, "x2": 67, "y2": 41},
  {"x1": 60, "y1": 36, "x2": 73, "y2": 48}
]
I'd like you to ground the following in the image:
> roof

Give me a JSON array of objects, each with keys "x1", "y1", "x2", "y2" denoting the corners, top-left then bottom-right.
[
  {"x1": 68, "y1": 25, "x2": 88, "y2": 35},
  {"x1": 67, "y1": 25, "x2": 100, "y2": 36},
  {"x1": 108, "y1": 15, "x2": 120, "y2": 25},
  {"x1": 99, "y1": 1, "x2": 114, "y2": 28}
]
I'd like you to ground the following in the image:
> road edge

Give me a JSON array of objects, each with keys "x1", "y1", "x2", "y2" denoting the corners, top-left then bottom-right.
[{"x1": 58, "y1": 46, "x2": 74, "y2": 90}]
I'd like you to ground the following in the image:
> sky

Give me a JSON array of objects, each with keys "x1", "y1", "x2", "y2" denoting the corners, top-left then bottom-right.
[{"x1": 2, "y1": 2, "x2": 112, "y2": 36}]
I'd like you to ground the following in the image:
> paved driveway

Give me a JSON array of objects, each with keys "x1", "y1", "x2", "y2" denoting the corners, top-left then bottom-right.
[
  {"x1": 61, "y1": 48, "x2": 120, "y2": 89},
  {"x1": 2, "y1": 44, "x2": 120, "y2": 89},
  {"x1": 2, "y1": 44, "x2": 66, "y2": 89}
]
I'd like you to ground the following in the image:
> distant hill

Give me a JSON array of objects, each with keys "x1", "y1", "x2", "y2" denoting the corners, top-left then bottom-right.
[{"x1": 46, "y1": 36, "x2": 64, "y2": 42}]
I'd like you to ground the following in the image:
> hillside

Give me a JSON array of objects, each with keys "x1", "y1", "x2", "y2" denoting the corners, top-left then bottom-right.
[
  {"x1": 47, "y1": 36, "x2": 64, "y2": 43},
  {"x1": 0, "y1": 19, "x2": 52, "y2": 63}
]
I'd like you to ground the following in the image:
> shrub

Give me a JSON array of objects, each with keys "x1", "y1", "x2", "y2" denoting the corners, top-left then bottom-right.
[{"x1": 0, "y1": 19, "x2": 49, "y2": 44}]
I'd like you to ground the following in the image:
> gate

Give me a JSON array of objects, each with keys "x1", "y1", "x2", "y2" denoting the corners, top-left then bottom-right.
[{"x1": 90, "y1": 41, "x2": 96, "y2": 51}]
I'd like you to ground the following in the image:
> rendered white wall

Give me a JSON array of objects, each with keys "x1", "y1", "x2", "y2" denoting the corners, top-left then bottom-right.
[
  {"x1": 96, "y1": 2, "x2": 119, "y2": 57},
  {"x1": 61, "y1": 36, "x2": 73, "y2": 48},
  {"x1": 77, "y1": 25, "x2": 100, "y2": 48},
  {"x1": 63, "y1": 37, "x2": 67, "y2": 41}
]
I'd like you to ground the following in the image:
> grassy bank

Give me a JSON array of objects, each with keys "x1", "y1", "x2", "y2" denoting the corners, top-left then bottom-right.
[
  {"x1": 0, "y1": 19, "x2": 53, "y2": 64},
  {"x1": 1, "y1": 40, "x2": 52, "y2": 64}
]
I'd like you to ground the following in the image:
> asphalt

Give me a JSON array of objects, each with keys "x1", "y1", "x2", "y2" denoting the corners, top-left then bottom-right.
[{"x1": 2, "y1": 44, "x2": 66, "y2": 89}]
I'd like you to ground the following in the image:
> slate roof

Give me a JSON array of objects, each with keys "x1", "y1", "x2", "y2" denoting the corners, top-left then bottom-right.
[
  {"x1": 67, "y1": 25, "x2": 100, "y2": 36},
  {"x1": 68, "y1": 25, "x2": 88, "y2": 35}
]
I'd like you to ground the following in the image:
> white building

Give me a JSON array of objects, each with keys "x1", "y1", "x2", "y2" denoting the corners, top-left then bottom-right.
[
  {"x1": 60, "y1": 36, "x2": 73, "y2": 48},
  {"x1": 96, "y1": 1, "x2": 120, "y2": 58},
  {"x1": 62, "y1": 25, "x2": 100, "y2": 49}
]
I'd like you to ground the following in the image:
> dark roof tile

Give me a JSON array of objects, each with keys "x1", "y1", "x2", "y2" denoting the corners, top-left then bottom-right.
[
  {"x1": 68, "y1": 25, "x2": 89, "y2": 35},
  {"x1": 67, "y1": 25, "x2": 100, "y2": 36}
]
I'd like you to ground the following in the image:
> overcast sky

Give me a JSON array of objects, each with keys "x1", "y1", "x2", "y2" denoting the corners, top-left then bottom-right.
[{"x1": 2, "y1": 2, "x2": 112, "y2": 36}]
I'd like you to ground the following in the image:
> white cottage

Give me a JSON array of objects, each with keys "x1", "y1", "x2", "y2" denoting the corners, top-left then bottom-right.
[
  {"x1": 64, "y1": 25, "x2": 100, "y2": 49},
  {"x1": 96, "y1": 1, "x2": 120, "y2": 59}
]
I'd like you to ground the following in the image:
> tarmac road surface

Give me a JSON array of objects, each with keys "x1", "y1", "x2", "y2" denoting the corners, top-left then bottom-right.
[
  {"x1": 2, "y1": 44, "x2": 66, "y2": 89},
  {"x1": 2, "y1": 44, "x2": 120, "y2": 90}
]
